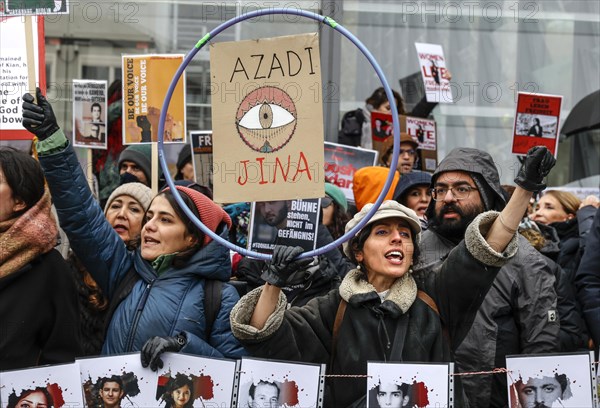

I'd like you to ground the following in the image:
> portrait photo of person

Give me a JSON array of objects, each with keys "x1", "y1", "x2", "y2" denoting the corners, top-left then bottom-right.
[
  {"x1": 256, "y1": 201, "x2": 289, "y2": 230},
  {"x1": 369, "y1": 381, "x2": 411, "y2": 408},
  {"x1": 98, "y1": 376, "x2": 126, "y2": 408},
  {"x1": 511, "y1": 374, "x2": 572, "y2": 408},
  {"x1": 527, "y1": 118, "x2": 543, "y2": 137},
  {"x1": 7, "y1": 387, "x2": 54, "y2": 408},
  {"x1": 160, "y1": 374, "x2": 194, "y2": 408},
  {"x1": 246, "y1": 380, "x2": 280, "y2": 408}
]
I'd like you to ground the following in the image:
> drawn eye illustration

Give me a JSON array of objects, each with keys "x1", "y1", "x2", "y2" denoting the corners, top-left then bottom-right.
[{"x1": 236, "y1": 86, "x2": 297, "y2": 153}]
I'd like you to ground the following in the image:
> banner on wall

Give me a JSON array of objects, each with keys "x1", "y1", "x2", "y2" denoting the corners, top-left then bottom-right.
[
  {"x1": 0, "y1": 0, "x2": 68, "y2": 15},
  {"x1": 324, "y1": 142, "x2": 378, "y2": 203},
  {"x1": 210, "y1": 33, "x2": 325, "y2": 203},
  {"x1": 511, "y1": 92, "x2": 562, "y2": 157},
  {"x1": 122, "y1": 54, "x2": 186, "y2": 145},
  {"x1": 0, "y1": 16, "x2": 45, "y2": 140},
  {"x1": 414, "y1": 42, "x2": 453, "y2": 103},
  {"x1": 72, "y1": 79, "x2": 107, "y2": 149}
]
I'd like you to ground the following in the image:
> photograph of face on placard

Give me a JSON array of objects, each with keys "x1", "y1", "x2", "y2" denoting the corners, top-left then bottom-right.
[
  {"x1": 153, "y1": 352, "x2": 238, "y2": 408},
  {"x1": 366, "y1": 361, "x2": 451, "y2": 408},
  {"x1": 0, "y1": 363, "x2": 84, "y2": 408},
  {"x1": 237, "y1": 357, "x2": 325, "y2": 408},
  {"x1": 77, "y1": 353, "x2": 158, "y2": 408},
  {"x1": 506, "y1": 352, "x2": 595, "y2": 408}
]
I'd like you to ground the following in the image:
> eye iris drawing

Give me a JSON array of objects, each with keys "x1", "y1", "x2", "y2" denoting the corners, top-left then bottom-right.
[{"x1": 236, "y1": 86, "x2": 297, "y2": 153}]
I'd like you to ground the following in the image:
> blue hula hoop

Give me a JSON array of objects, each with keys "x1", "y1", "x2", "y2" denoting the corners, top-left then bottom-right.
[{"x1": 158, "y1": 8, "x2": 400, "y2": 261}]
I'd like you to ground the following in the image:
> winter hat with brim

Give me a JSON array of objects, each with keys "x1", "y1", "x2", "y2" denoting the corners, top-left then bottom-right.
[
  {"x1": 343, "y1": 200, "x2": 421, "y2": 258},
  {"x1": 104, "y1": 182, "x2": 153, "y2": 214},
  {"x1": 118, "y1": 144, "x2": 152, "y2": 183},
  {"x1": 325, "y1": 182, "x2": 348, "y2": 212},
  {"x1": 163, "y1": 185, "x2": 232, "y2": 247}
]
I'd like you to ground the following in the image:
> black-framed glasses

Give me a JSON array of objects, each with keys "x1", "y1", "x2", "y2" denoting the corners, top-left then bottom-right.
[
  {"x1": 321, "y1": 196, "x2": 333, "y2": 208},
  {"x1": 431, "y1": 185, "x2": 478, "y2": 201},
  {"x1": 399, "y1": 148, "x2": 416, "y2": 156}
]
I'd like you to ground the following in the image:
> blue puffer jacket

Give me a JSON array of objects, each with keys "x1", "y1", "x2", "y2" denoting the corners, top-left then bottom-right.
[{"x1": 39, "y1": 139, "x2": 246, "y2": 358}]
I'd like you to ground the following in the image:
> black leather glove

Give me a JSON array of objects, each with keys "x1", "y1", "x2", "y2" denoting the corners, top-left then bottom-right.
[
  {"x1": 22, "y1": 87, "x2": 60, "y2": 140},
  {"x1": 514, "y1": 146, "x2": 556, "y2": 192},
  {"x1": 261, "y1": 245, "x2": 313, "y2": 287},
  {"x1": 140, "y1": 334, "x2": 186, "y2": 371}
]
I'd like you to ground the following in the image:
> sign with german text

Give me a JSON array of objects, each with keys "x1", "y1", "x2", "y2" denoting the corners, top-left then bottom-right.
[
  {"x1": 0, "y1": 16, "x2": 45, "y2": 140},
  {"x1": 324, "y1": 142, "x2": 378, "y2": 203},
  {"x1": 210, "y1": 33, "x2": 324, "y2": 203},
  {"x1": 512, "y1": 92, "x2": 562, "y2": 157},
  {"x1": 73, "y1": 79, "x2": 107, "y2": 149},
  {"x1": 414, "y1": 42, "x2": 452, "y2": 103},
  {"x1": 122, "y1": 54, "x2": 186, "y2": 144}
]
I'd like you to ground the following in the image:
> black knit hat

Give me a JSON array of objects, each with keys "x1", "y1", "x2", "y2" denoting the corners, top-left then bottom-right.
[{"x1": 175, "y1": 144, "x2": 192, "y2": 180}]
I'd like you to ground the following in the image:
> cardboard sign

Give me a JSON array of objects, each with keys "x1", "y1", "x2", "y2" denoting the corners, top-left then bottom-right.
[
  {"x1": 210, "y1": 33, "x2": 325, "y2": 203},
  {"x1": 191, "y1": 130, "x2": 213, "y2": 188},
  {"x1": 0, "y1": 363, "x2": 84, "y2": 408},
  {"x1": 237, "y1": 357, "x2": 325, "y2": 408},
  {"x1": 367, "y1": 362, "x2": 452, "y2": 408},
  {"x1": 0, "y1": 0, "x2": 68, "y2": 15},
  {"x1": 72, "y1": 79, "x2": 107, "y2": 149},
  {"x1": 0, "y1": 16, "x2": 45, "y2": 140},
  {"x1": 122, "y1": 54, "x2": 186, "y2": 144},
  {"x1": 247, "y1": 198, "x2": 320, "y2": 254},
  {"x1": 414, "y1": 42, "x2": 453, "y2": 103},
  {"x1": 506, "y1": 352, "x2": 595, "y2": 408},
  {"x1": 324, "y1": 142, "x2": 378, "y2": 203},
  {"x1": 512, "y1": 92, "x2": 562, "y2": 157}
]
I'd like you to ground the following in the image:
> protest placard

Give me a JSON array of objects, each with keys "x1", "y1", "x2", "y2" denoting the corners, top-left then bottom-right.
[
  {"x1": 0, "y1": 16, "x2": 45, "y2": 140},
  {"x1": 210, "y1": 33, "x2": 324, "y2": 203},
  {"x1": 122, "y1": 54, "x2": 186, "y2": 144},
  {"x1": 324, "y1": 142, "x2": 378, "y2": 203},
  {"x1": 406, "y1": 115, "x2": 437, "y2": 171},
  {"x1": 414, "y1": 42, "x2": 453, "y2": 103},
  {"x1": 237, "y1": 357, "x2": 325, "y2": 408},
  {"x1": 191, "y1": 130, "x2": 213, "y2": 188},
  {"x1": 367, "y1": 361, "x2": 452, "y2": 408},
  {"x1": 0, "y1": 363, "x2": 84, "y2": 408},
  {"x1": 247, "y1": 198, "x2": 320, "y2": 254},
  {"x1": 77, "y1": 353, "x2": 158, "y2": 408},
  {"x1": 512, "y1": 92, "x2": 562, "y2": 157},
  {"x1": 73, "y1": 79, "x2": 107, "y2": 149},
  {"x1": 0, "y1": 0, "x2": 68, "y2": 15},
  {"x1": 506, "y1": 352, "x2": 595, "y2": 408},
  {"x1": 155, "y1": 352, "x2": 238, "y2": 408}
]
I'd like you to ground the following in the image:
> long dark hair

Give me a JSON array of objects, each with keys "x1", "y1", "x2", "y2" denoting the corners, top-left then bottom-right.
[
  {"x1": 365, "y1": 87, "x2": 405, "y2": 114},
  {"x1": 163, "y1": 374, "x2": 194, "y2": 408},
  {"x1": 0, "y1": 147, "x2": 45, "y2": 218},
  {"x1": 7, "y1": 387, "x2": 54, "y2": 408}
]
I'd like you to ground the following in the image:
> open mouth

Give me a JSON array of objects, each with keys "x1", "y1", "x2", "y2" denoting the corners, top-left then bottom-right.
[
  {"x1": 113, "y1": 224, "x2": 128, "y2": 234},
  {"x1": 144, "y1": 236, "x2": 160, "y2": 245},
  {"x1": 385, "y1": 250, "x2": 405, "y2": 262}
]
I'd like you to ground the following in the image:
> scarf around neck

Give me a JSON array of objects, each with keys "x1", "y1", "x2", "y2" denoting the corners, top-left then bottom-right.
[{"x1": 0, "y1": 189, "x2": 58, "y2": 278}]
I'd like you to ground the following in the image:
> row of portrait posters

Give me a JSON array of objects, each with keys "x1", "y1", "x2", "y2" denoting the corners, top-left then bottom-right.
[
  {"x1": 512, "y1": 91, "x2": 562, "y2": 157},
  {"x1": 1, "y1": 352, "x2": 596, "y2": 408},
  {"x1": 72, "y1": 79, "x2": 107, "y2": 149},
  {"x1": 121, "y1": 54, "x2": 186, "y2": 145}
]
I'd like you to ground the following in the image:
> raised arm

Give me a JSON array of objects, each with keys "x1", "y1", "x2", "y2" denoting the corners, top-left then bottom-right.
[{"x1": 485, "y1": 146, "x2": 556, "y2": 253}]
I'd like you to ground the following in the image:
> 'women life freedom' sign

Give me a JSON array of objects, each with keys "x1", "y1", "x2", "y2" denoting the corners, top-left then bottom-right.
[{"x1": 210, "y1": 33, "x2": 325, "y2": 203}]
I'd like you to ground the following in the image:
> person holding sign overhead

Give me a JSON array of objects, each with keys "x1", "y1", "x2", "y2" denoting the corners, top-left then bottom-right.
[
  {"x1": 21, "y1": 88, "x2": 247, "y2": 370},
  {"x1": 230, "y1": 146, "x2": 556, "y2": 407}
]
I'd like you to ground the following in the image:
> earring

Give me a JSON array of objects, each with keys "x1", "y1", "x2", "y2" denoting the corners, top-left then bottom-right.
[{"x1": 356, "y1": 264, "x2": 361, "y2": 271}]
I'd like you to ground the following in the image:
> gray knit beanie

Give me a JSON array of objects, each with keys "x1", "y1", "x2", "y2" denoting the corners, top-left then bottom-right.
[
  {"x1": 104, "y1": 182, "x2": 153, "y2": 214},
  {"x1": 118, "y1": 144, "x2": 152, "y2": 184}
]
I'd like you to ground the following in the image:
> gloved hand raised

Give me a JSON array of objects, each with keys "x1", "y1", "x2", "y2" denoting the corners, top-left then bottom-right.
[
  {"x1": 261, "y1": 245, "x2": 313, "y2": 287},
  {"x1": 141, "y1": 334, "x2": 186, "y2": 371},
  {"x1": 514, "y1": 146, "x2": 556, "y2": 192},
  {"x1": 22, "y1": 87, "x2": 60, "y2": 140}
]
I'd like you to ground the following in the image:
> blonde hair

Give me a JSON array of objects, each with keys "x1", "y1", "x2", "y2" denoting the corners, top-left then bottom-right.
[{"x1": 542, "y1": 190, "x2": 581, "y2": 216}]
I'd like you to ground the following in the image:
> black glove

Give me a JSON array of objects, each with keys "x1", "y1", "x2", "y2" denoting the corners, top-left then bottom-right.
[
  {"x1": 140, "y1": 334, "x2": 186, "y2": 371},
  {"x1": 22, "y1": 87, "x2": 60, "y2": 140},
  {"x1": 514, "y1": 146, "x2": 556, "y2": 192},
  {"x1": 261, "y1": 245, "x2": 313, "y2": 287}
]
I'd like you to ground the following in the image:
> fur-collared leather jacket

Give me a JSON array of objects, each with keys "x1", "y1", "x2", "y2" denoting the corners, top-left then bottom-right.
[{"x1": 231, "y1": 212, "x2": 518, "y2": 407}]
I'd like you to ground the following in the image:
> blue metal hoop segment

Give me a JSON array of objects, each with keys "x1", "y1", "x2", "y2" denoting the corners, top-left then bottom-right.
[{"x1": 158, "y1": 8, "x2": 400, "y2": 260}]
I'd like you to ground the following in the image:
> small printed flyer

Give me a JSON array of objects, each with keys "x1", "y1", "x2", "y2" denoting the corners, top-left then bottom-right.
[
  {"x1": 414, "y1": 42, "x2": 452, "y2": 103},
  {"x1": 72, "y1": 79, "x2": 107, "y2": 149},
  {"x1": 512, "y1": 92, "x2": 562, "y2": 157}
]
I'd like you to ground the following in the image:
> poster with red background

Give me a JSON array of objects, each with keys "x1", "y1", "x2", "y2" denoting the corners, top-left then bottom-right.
[{"x1": 512, "y1": 92, "x2": 562, "y2": 157}]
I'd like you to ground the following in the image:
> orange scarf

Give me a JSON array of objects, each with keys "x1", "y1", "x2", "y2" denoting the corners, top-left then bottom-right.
[{"x1": 0, "y1": 189, "x2": 58, "y2": 278}]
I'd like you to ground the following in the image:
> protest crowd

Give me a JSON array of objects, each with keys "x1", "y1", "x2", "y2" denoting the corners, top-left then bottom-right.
[{"x1": 1, "y1": 12, "x2": 600, "y2": 408}]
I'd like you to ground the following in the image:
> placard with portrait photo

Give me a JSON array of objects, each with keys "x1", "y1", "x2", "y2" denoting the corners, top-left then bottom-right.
[
  {"x1": 0, "y1": 362, "x2": 84, "y2": 408},
  {"x1": 366, "y1": 361, "x2": 452, "y2": 408},
  {"x1": 237, "y1": 357, "x2": 325, "y2": 408},
  {"x1": 153, "y1": 352, "x2": 238, "y2": 408},
  {"x1": 77, "y1": 353, "x2": 158, "y2": 408},
  {"x1": 506, "y1": 352, "x2": 595, "y2": 408}
]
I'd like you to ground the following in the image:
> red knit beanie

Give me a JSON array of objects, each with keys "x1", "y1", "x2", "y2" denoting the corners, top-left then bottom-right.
[{"x1": 166, "y1": 185, "x2": 232, "y2": 246}]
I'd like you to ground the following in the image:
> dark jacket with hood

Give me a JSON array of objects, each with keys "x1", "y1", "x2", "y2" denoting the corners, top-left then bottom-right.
[
  {"x1": 37, "y1": 133, "x2": 246, "y2": 358},
  {"x1": 231, "y1": 212, "x2": 519, "y2": 407},
  {"x1": 576, "y1": 208, "x2": 600, "y2": 346},
  {"x1": 415, "y1": 147, "x2": 559, "y2": 408}
]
